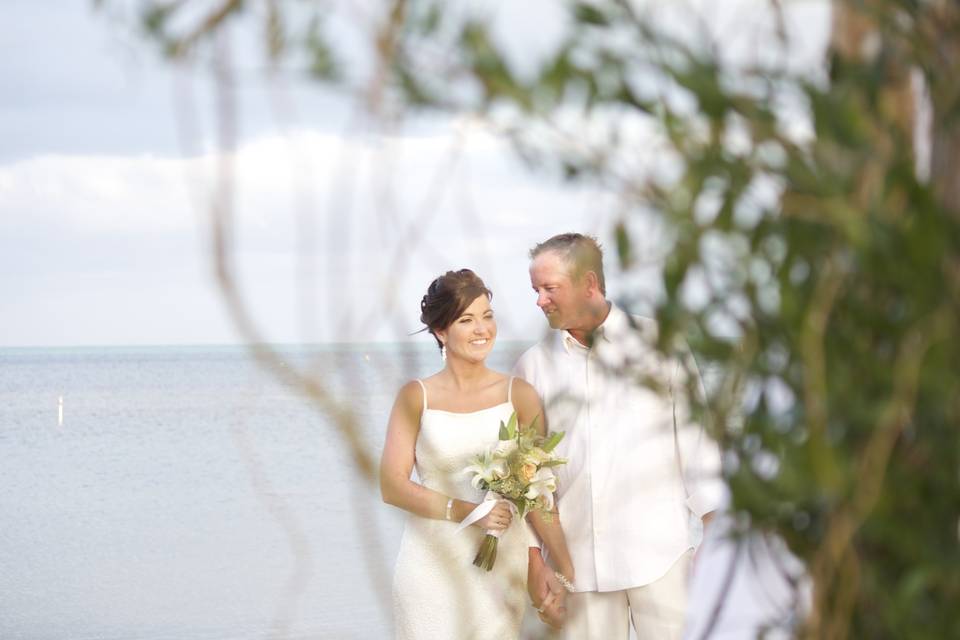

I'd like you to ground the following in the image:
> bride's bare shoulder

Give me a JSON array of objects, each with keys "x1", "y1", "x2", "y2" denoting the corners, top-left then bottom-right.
[{"x1": 394, "y1": 380, "x2": 426, "y2": 412}]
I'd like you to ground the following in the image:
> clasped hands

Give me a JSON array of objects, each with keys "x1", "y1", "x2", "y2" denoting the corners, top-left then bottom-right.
[{"x1": 528, "y1": 552, "x2": 569, "y2": 630}]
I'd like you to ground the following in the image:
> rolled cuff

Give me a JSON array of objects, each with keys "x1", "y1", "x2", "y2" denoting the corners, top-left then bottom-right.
[{"x1": 685, "y1": 479, "x2": 728, "y2": 518}]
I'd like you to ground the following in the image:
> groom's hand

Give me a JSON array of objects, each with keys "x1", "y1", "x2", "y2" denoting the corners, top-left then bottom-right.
[
  {"x1": 537, "y1": 589, "x2": 567, "y2": 629},
  {"x1": 539, "y1": 601, "x2": 567, "y2": 630}
]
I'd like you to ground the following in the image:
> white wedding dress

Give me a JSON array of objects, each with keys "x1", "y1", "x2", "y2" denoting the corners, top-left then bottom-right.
[{"x1": 392, "y1": 378, "x2": 528, "y2": 640}]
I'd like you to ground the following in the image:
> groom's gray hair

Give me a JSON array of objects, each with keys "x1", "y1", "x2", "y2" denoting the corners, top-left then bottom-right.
[{"x1": 530, "y1": 233, "x2": 606, "y2": 295}]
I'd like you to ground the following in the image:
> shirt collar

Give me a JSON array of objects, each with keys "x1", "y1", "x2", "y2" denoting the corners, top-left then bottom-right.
[{"x1": 559, "y1": 303, "x2": 625, "y2": 353}]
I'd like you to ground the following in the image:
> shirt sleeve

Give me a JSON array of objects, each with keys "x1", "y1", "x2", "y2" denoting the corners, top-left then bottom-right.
[
  {"x1": 681, "y1": 426, "x2": 726, "y2": 518},
  {"x1": 673, "y1": 347, "x2": 726, "y2": 518},
  {"x1": 512, "y1": 348, "x2": 533, "y2": 381}
]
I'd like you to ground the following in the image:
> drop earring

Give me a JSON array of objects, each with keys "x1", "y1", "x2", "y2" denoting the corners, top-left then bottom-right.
[{"x1": 441, "y1": 345, "x2": 447, "y2": 362}]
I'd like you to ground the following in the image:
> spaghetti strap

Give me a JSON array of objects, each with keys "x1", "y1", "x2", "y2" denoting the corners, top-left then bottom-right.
[
  {"x1": 415, "y1": 379, "x2": 428, "y2": 411},
  {"x1": 507, "y1": 376, "x2": 515, "y2": 405}
]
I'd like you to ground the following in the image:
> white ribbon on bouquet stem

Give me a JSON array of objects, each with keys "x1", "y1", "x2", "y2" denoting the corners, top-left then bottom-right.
[{"x1": 454, "y1": 491, "x2": 518, "y2": 538}]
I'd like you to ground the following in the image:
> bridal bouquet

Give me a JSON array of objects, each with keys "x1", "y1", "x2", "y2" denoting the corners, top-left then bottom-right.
[{"x1": 459, "y1": 412, "x2": 565, "y2": 571}]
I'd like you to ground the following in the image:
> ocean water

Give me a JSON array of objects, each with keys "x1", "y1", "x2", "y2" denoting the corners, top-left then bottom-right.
[{"x1": 0, "y1": 342, "x2": 531, "y2": 640}]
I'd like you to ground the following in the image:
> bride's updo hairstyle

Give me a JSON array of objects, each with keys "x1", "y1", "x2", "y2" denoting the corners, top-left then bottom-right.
[{"x1": 420, "y1": 269, "x2": 493, "y2": 350}]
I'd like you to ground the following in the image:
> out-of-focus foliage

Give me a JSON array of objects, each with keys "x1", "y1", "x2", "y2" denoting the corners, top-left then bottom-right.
[{"x1": 102, "y1": 0, "x2": 960, "y2": 637}]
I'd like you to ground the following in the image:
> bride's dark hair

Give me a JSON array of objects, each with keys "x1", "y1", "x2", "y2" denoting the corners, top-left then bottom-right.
[{"x1": 420, "y1": 269, "x2": 493, "y2": 350}]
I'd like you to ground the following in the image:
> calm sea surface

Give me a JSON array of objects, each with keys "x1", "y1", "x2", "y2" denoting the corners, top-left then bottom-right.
[{"x1": 0, "y1": 342, "x2": 530, "y2": 640}]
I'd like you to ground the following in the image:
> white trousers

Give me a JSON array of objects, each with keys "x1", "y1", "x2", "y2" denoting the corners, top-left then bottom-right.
[{"x1": 562, "y1": 551, "x2": 691, "y2": 640}]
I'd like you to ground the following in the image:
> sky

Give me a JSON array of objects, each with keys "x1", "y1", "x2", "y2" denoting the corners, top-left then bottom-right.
[{"x1": 0, "y1": 0, "x2": 829, "y2": 347}]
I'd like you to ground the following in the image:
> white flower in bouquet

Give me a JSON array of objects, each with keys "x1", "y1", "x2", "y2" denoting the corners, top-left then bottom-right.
[
  {"x1": 493, "y1": 438, "x2": 519, "y2": 458},
  {"x1": 524, "y1": 467, "x2": 558, "y2": 510},
  {"x1": 463, "y1": 451, "x2": 509, "y2": 490}
]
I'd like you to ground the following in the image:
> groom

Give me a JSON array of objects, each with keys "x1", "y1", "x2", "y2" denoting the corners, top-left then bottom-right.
[{"x1": 514, "y1": 233, "x2": 723, "y2": 639}]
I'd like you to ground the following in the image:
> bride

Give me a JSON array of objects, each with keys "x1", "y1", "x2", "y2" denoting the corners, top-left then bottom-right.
[{"x1": 380, "y1": 269, "x2": 573, "y2": 639}]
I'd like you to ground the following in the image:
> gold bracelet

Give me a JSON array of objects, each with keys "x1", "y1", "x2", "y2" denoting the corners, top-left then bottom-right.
[
  {"x1": 554, "y1": 571, "x2": 575, "y2": 593},
  {"x1": 445, "y1": 498, "x2": 454, "y2": 521}
]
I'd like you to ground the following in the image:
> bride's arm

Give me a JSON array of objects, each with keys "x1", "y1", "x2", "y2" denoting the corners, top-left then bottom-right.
[
  {"x1": 527, "y1": 507, "x2": 575, "y2": 617},
  {"x1": 380, "y1": 381, "x2": 445, "y2": 519},
  {"x1": 379, "y1": 381, "x2": 509, "y2": 527},
  {"x1": 513, "y1": 380, "x2": 576, "y2": 626}
]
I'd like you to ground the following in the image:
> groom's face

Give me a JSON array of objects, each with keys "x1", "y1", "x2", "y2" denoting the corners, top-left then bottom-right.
[{"x1": 529, "y1": 251, "x2": 587, "y2": 330}]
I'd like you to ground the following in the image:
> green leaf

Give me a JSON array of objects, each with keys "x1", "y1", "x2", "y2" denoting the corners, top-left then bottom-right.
[
  {"x1": 420, "y1": 3, "x2": 441, "y2": 35},
  {"x1": 526, "y1": 414, "x2": 540, "y2": 434},
  {"x1": 142, "y1": 5, "x2": 175, "y2": 35},
  {"x1": 303, "y1": 15, "x2": 340, "y2": 82},
  {"x1": 540, "y1": 459, "x2": 567, "y2": 467},
  {"x1": 615, "y1": 221, "x2": 632, "y2": 269},
  {"x1": 506, "y1": 411, "x2": 518, "y2": 439},
  {"x1": 498, "y1": 420, "x2": 510, "y2": 441},
  {"x1": 542, "y1": 431, "x2": 564, "y2": 452},
  {"x1": 574, "y1": 3, "x2": 609, "y2": 26}
]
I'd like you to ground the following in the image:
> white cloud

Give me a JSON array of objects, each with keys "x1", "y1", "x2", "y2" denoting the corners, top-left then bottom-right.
[
  {"x1": 0, "y1": 154, "x2": 194, "y2": 234},
  {"x1": 0, "y1": 123, "x2": 617, "y2": 346}
]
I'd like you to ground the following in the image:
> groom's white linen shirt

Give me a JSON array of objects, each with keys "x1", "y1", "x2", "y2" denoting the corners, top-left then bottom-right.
[{"x1": 514, "y1": 304, "x2": 724, "y2": 593}]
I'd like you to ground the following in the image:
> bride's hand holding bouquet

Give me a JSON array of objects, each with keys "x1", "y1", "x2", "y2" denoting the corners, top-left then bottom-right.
[{"x1": 470, "y1": 500, "x2": 514, "y2": 533}]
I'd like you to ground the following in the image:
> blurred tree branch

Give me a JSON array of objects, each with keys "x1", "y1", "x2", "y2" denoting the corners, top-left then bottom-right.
[{"x1": 98, "y1": 0, "x2": 960, "y2": 636}]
